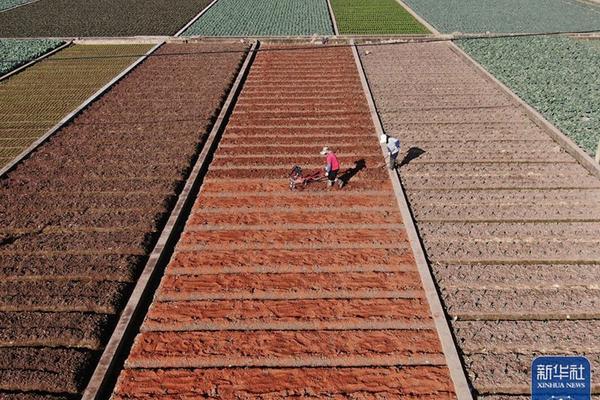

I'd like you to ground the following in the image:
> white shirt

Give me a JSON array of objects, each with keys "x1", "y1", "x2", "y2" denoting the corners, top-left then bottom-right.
[{"x1": 386, "y1": 137, "x2": 400, "y2": 154}]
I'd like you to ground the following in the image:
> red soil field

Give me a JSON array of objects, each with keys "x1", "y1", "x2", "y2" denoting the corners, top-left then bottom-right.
[
  {"x1": 112, "y1": 45, "x2": 457, "y2": 399},
  {"x1": 0, "y1": 42, "x2": 248, "y2": 398}
]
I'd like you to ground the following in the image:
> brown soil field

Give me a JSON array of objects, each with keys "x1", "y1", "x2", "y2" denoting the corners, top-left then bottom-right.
[
  {"x1": 0, "y1": 44, "x2": 151, "y2": 171},
  {"x1": 112, "y1": 45, "x2": 457, "y2": 399},
  {"x1": 0, "y1": 42, "x2": 248, "y2": 398},
  {"x1": 359, "y1": 42, "x2": 600, "y2": 397},
  {"x1": 0, "y1": 0, "x2": 213, "y2": 37}
]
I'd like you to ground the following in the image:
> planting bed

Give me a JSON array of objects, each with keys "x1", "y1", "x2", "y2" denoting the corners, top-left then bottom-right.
[
  {"x1": 460, "y1": 36, "x2": 600, "y2": 155},
  {"x1": 0, "y1": 39, "x2": 63, "y2": 76},
  {"x1": 401, "y1": 0, "x2": 600, "y2": 33},
  {"x1": 182, "y1": 0, "x2": 333, "y2": 36},
  {"x1": 112, "y1": 45, "x2": 456, "y2": 399},
  {"x1": 360, "y1": 41, "x2": 600, "y2": 397},
  {"x1": 330, "y1": 0, "x2": 428, "y2": 34},
  {"x1": 0, "y1": 0, "x2": 212, "y2": 36},
  {"x1": 0, "y1": 42, "x2": 248, "y2": 398},
  {"x1": 0, "y1": 44, "x2": 150, "y2": 171}
]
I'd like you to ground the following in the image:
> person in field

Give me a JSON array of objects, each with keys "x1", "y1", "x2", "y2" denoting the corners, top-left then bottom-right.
[
  {"x1": 381, "y1": 133, "x2": 401, "y2": 169},
  {"x1": 320, "y1": 146, "x2": 342, "y2": 188}
]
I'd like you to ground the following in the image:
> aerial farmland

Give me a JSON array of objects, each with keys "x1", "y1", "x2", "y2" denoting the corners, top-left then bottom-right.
[
  {"x1": 182, "y1": 0, "x2": 335, "y2": 36},
  {"x1": 0, "y1": 0, "x2": 599, "y2": 399}
]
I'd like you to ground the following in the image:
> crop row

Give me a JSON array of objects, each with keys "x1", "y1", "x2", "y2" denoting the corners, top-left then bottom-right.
[
  {"x1": 460, "y1": 36, "x2": 600, "y2": 155},
  {"x1": 330, "y1": 0, "x2": 428, "y2": 34},
  {"x1": 0, "y1": 0, "x2": 212, "y2": 36},
  {"x1": 402, "y1": 0, "x2": 600, "y2": 33},
  {"x1": 0, "y1": 42, "x2": 248, "y2": 398},
  {"x1": 183, "y1": 0, "x2": 334, "y2": 36},
  {"x1": 0, "y1": 39, "x2": 63, "y2": 76},
  {"x1": 0, "y1": 44, "x2": 149, "y2": 170}
]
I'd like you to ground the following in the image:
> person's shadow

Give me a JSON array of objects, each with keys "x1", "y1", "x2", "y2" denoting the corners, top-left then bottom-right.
[
  {"x1": 399, "y1": 147, "x2": 425, "y2": 168},
  {"x1": 338, "y1": 159, "x2": 366, "y2": 186}
]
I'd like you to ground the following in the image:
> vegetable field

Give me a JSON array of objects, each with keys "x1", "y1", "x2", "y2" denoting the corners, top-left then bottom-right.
[
  {"x1": 401, "y1": 0, "x2": 600, "y2": 33},
  {"x1": 0, "y1": 44, "x2": 150, "y2": 169},
  {"x1": 182, "y1": 0, "x2": 333, "y2": 36},
  {"x1": 0, "y1": 0, "x2": 34, "y2": 11},
  {"x1": 0, "y1": 0, "x2": 213, "y2": 36},
  {"x1": 460, "y1": 36, "x2": 600, "y2": 154},
  {"x1": 330, "y1": 0, "x2": 428, "y2": 34},
  {"x1": 0, "y1": 39, "x2": 63, "y2": 76}
]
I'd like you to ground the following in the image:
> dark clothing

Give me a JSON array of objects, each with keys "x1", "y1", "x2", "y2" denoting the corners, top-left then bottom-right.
[
  {"x1": 389, "y1": 151, "x2": 399, "y2": 169},
  {"x1": 327, "y1": 169, "x2": 338, "y2": 182}
]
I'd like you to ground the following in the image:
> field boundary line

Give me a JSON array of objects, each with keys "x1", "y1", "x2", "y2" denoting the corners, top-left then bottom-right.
[
  {"x1": 80, "y1": 41, "x2": 258, "y2": 400},
  {"x1": 173, "y1": 0, "x2": 221, "y2": 37},
  {"x1": 393, "y1": 0, "x2": 440, "y2": 34},
  {"x1": 143, "y1": 320, "x2": 434, "y2": 332},
  {"x1": 351, "y1": 42, "x2": 473, "y2": 400},
  {"x1": 448, "y1": 42, "x2": 600, "y2": 180},
  {"x1": 0, "y1": 41, "x2": 163, "y2": 179},
  {"x1": 126, "y1": 354, "x2": 447, "y2": 369},
  {"x1": 325, "y1": 0, "x2": 339, "y2": 35},
  {"x1": 0, "y1": 40, "x2": 71, "y2": 82}
]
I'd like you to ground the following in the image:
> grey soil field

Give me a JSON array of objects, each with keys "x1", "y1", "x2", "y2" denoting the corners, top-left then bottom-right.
[{"x1": 360, "y1": 42, "x2": 600, "y2": 396}]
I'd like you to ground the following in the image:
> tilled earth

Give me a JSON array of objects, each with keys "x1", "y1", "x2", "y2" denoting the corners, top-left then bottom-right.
[
  {"x1": 360, "y1": 42, "x2": 600, "y2": 397},
  {"x1": 0, "y1": 42, "x2": 247, "y2": 398},
  {"x1": 0, "y1": 44, "x2": 151, "y2": 170},
  {"x1": 112, "y1": 45, "x2": 457, "y2": 399},
  {"x1": 0, "y1": 0, "x2": 213, "y2": 37}
]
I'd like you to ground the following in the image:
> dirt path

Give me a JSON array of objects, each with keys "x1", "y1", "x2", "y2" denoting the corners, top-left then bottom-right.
[
  {"x1": 112, "y1": 45, "x2": 457, "y2": 399},
  {"x1": 359, "y1": 41, "x2": 600, "y2": 398}
]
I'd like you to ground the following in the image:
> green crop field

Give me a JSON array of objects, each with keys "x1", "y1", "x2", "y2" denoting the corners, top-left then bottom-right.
[
  {"x1": 182, "y1": 0, "x2": 333, "y2": 36},
  {"x1": 0, "y1": 39, "x2": 63, "y2": 76},
  {"x1": 330, "y1": 0, "x2": 429, "y2": 34},
  {"x1": 461, "y1": 36, "x2": 600, "y2": 154},
  {"x1": 0, "y1": 0, "x2": 34, "y2": 11},
  {"x1": 402, "y1": 0, "x2": 600, "y2": 33},
  {"x1": 0, "y1": 44, "x2": 151, "y2": 168}
]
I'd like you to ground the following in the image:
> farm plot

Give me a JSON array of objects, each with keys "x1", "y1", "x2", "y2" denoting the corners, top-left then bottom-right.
[
  {"x1": 0, "y1": 42, "x2": 248, "y2": 398},
  {"x1": 0, "y1": 44, "x2": 149, "y2": 170},
  {"x1": 360, "y1": 41, "x2": 600, "y2": 398},
  {"x1": 401, "y1": 0, "x2": 600, "y2": 33},
  {"x1": 330, "y1": 0, "x2": 429, "y2": 34},
  {"x1": 0, "y1": 39, "x2": 63, "y2": 75},
  {"x1": 182, "y1": 0, "x2": 333, "y2": 36},
  {"x1": 0, "y1": 0, "x2": 213, "y2": 37},
  {"x1": 112, "y1": 45, "x2": 456, "y2": 399},
  {"x1": 460, "y1": 36, "x2": 600, "y2": 155}
]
